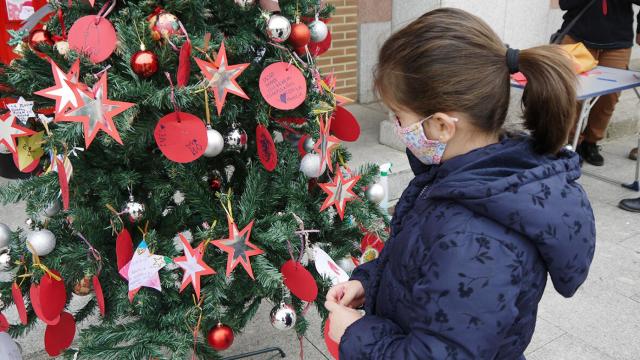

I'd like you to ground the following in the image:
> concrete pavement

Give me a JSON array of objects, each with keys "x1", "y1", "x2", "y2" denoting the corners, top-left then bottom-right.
[{"x1": 1, "y1": 103, "x2": 640, "y2": 359}]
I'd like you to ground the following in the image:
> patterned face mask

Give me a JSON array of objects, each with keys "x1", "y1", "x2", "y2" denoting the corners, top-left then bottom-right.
[{"x1": 394, "y1": 115, "x2": 455, "y2": 165}]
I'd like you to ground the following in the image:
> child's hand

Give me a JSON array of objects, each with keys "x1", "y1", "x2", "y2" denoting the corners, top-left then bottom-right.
[
  {"x1": 324, "y1": 301, "x2": 364, "y2": 343},
  {"x1": 326, "y1": 280, "x2": 365, "y2": 308}
]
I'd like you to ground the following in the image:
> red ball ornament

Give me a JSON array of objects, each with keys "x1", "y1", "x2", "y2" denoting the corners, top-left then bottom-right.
[
  {"x1": 289, "y1": 23, "x2": 311, "y2": 48},
  {"x1": 29, "y1": 29, "x2": 54, "y2": 49},
  {"x1": 131, "y1": 49, "x2": 159, "y2": 78},
  {"x1": 207, "y1": 323, "x2": 234, "y2": 351},
  {"x1": 210, "y1": 178, "x2": 222, "y2": 191}
]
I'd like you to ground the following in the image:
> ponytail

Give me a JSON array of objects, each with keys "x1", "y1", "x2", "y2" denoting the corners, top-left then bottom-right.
[{"x1": 518, "y1": 46, "x2": 577, "y2": 154}]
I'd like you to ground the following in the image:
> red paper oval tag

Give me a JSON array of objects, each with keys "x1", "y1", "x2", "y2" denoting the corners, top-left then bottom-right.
[
  {"x1": 256, "y1": 124, "x2": 277, "y2": 172},
  {"x1": 259, "y1": 62, "x2": 307, "y2": 110},
  {"x1": 30, "y1": 283, "x2": 60, "y2": 326},
  {"x1": 310, "y1": 30, "x2": 332, "y2": 57},
  {"x1": 116, "y1": 228, "x2": 134, "y2": 271},
  {"x1": 11, "y1": 283, "x2": 27, "y2": 325},
  {"x1": 68, "y1": 16, "x2": 117, "y2": 63},
  {"x1": 330, "y1": 106, "x2": 360, "y2": 142},
  {"x1": 281, "y1": 260, "x2": 318, "y2": 302},
  {"x1": 0, "y1": 313, "x2": 9, "y2": 333},
  {"x1": 39, "y1": 270, "x2": 67, "y2": 322},
  {"x1": 44, "y1": 312, "x2": 76, "y2": 357},
  {"x1": 154, "y1": 112, "x2": 207, "y2": 163},
  {"x1": 324, "y1": 319, "x2": 340, "y2": 359},
  {"x1": 93, "y1": 275, "x2": 105, "y2": 316}
]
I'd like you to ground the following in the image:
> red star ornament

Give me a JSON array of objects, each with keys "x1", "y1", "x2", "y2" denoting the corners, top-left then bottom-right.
[
  {"x1": 0, "y1": 112, "x2": 35, "y2": 154},
  {"x1": 34, "y1": 59, "x2": 82, "y2": 117},
  {"x1": 212, "y1": 216, "x2": 264, "y2": 280},
  {"x1": 57, "y1": 72, "x2": 135, "y2": 148},
  {"x1": 319, "y1": 169, "x2": 361, "y2": 220},
  {"x1": 313, "y1": 115, "x2": 341, "y2": 173},
  {"x1": 195, "y1": 41, "x2": 250, "y2": 115},
  {"x1": 173, "y1": 234, "x2": 216, "y2": 301}
]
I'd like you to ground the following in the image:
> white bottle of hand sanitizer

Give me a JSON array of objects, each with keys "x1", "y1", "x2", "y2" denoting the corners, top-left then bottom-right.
[{"x1": 379, "y1": 163, "x2": 392, "y2": 211}]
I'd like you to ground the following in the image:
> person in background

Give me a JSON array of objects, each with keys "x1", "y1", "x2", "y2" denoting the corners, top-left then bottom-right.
[
  {"x1": 559, "y1": 0, "x2": 640, "y2": 166},
  {"x1": 324, "y1": 8, "x2": 596, "y2": 359},
  {"x1": 619, "y1": 196, "x2": 640, "y2": 212}
]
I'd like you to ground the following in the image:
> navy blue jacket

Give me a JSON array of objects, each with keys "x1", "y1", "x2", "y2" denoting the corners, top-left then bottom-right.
[{"x1": 341, "y1": 136, "x2": 596, "y2": 359}]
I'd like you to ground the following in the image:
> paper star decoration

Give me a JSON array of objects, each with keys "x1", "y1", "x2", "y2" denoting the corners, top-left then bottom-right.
[
  {"x1": 173, "y1": 234, "x2": 216, "y2": 301},
  {"x1": 319, "y1": 169, "x2": 361, "y2": 220},
  {"x1": 119, "y1": 241, "x2": 168, "y2": 302},
  {"x1": 57, "y1": 72, "x2": 135, "y2": 148},
  {"x1": 7, "y1": 97, "x2": 35, "y2": 123},
  {"x1": 212, "y1": 216, "x2": 264, "y2": 280},
  {"x1": 195, "y1": 41, "x2": 250, "y2": 115},
  {"x1": 313, "y1": 115, "x2": 341, "y2": 173},
  {"x1": 34, "y1": 59, "x2": 81, "y2": 116},
  {"x1": 0, "y1": 112, "x2": 35, "y2": 154},
  {"x1": 16, "y1": 131, "x2": 44, "y2": 171}
]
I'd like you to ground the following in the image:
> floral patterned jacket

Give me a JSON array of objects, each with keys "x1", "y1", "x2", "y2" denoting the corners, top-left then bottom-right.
[{"x1": 341, "y1": 136, "x2": 596, "y2": 359}]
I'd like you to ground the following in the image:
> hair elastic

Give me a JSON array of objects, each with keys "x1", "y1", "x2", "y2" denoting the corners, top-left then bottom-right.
[{"x1": 506, "y1": 47, "x2": 520, "y2": 74}]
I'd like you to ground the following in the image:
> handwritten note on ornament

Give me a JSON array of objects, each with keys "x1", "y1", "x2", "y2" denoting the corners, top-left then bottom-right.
[{"x1": 259, "y1": 62, "x2": 307, "y2": 110}]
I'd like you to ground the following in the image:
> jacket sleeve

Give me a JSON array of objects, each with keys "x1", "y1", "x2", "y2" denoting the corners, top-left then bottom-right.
[
  {"x1": 349, "y1": 258, "x2": 379, "y2": 295},
  {"x1": 559, "y1": 0, "x2": 592, "y2": 10},
  {"x1": 339, "y1": 233, "x2": 522, "y2": 360}
]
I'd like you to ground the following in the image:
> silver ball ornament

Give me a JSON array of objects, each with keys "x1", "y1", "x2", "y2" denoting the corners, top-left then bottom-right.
[
  {"x1": 55, "y1": 40, "x2": 70, "y2": 56},
  {"x1": 235, "y1": 0, "x2": 255, "y2": 7},
  {"x1": 365, "y1": 183, "x2": 385, "y2": 204},
  {"x1": 27, "y1": 229, "x2": 56, "y2": 256},
  {"x1": 123, "y1": 196, "x2": 146, "y2": 222},
  {"x1": 270, "y1": 303, "x2": 297, "y2": 330},
  {"x1": 0, "y1": 250, "x2": 12, "y2": 271},
  {"x1": 266, "y1": 14, "x2": 291, "y2": 43},
  {"x1": 43, "y1": 200, "x2": 61, "y2": 217},
  {"x1": 204, "y1": 128, "x2": 225, "y2": 157},
  {"x1": 225, "y1": 127, "x2": 248, "y2": 152},
  {"x1": 0, "y1": 143, "x2": 11, "y2": 154},
  {"x1": 309, "y1": 20, "x2": 328, "y2": 42},
  {"x1": 300, "y1": 153, "x2": 326, "y2": 178},
  {"x1": 303, "y1": 137, "x2": 315, "y2": 153},
  {"x1": 0, "y1": 223, "x2": 10, "y2": 248},
  {"x1": 337, "y1": 257, "x2": 356, "y2": 273}
]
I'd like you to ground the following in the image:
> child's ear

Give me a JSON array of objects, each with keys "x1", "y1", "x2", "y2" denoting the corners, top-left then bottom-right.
[{"x1": 423, "y1": 112, "x2": 457, "y2": 143}]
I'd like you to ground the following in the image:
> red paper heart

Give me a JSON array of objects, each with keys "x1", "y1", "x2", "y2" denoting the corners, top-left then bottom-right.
[
  {"x1": 39, "y1": 270, "x2": 67, "y2": 322},
  {"x1": 0, "y1": 313, "x2": 9, "y2": 332},
  {"x1": 93, "y1": 275, "x2": 105, "y2": 316},
  {"x1": 330, "y1": 106, "x2": 360, "y2": 142},
  {"x1": 309, "y1": 29, "x2": 332, "y2": 57},
  {"x1": 68, "y1": 16, "x2": 117, "y2": 63},
  {"x1": 281, "y1": 260, "x2": 318, "y2": 302},
  {"x1": 11, "y1": 283, "x2": 27, "y2": 325},
  {"x1": 30, "y1": 283, "x2": 60, "y2": 325},
  {"x1": 256, "y1": 124, "x2": 277, "y2": 172},
  {"x1": 154, "y1": 112, "x2": 208, "y2": 163},
  {"x1": 44, "y1": 312, "x2": 76, "y2": 356},
  {"x1": 324, "y1": 319, "x2": 340, "y2": 359},
  {"x1": 116, "y1": 229, "x2": 134, "y2": 271}
]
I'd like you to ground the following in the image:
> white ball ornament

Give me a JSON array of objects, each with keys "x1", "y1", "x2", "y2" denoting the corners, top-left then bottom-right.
[
  {"x1": 365, "y1": 183, "x2": 385, "y2": 204},
  {"x1": 267, "y1": 14, "x2": 292, "y2": 43},
  {"x1": 27, "y1": 229, "x2": 56, "y2": 256},
  {"x1": 300, "y1": 153, "x2": 326, "y2": 178},
  {"x1": 204, "y1": 128, "x2": 225, "y2": 157},
  {"x1": 0, "y1": 223, "x2": 11, "y2": 248},
  {"x1": 270, "y1": 303, "x2": 297, "y2": 330},
  {"x1": 309, "y1": 19, "x2": 328, "y2": 42}
]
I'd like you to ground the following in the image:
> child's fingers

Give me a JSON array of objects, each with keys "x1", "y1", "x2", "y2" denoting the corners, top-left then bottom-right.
[
  {"x1": 324, "y1": 300, "x2": 343, "y2": 313},
  {"x1": 326, "y1": 285, "x2": 345, "y2": 302},
  {"x1": 340, "y1": 290, "x2": 356, "y2": 306}
]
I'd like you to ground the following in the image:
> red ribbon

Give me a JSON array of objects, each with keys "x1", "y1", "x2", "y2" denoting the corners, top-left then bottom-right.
[{"x1": 602, "y1": 0, "x2": 608, "y2": 15}]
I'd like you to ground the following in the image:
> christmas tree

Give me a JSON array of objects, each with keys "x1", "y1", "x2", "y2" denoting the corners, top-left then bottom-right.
[{"x1": 0, "y1": 0, "x2": 388, "y2": 358}]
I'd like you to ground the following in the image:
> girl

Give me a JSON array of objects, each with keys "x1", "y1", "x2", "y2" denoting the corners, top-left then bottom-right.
[{"x1": 325, "y1": 8, "x2": 596, "y2": 360}]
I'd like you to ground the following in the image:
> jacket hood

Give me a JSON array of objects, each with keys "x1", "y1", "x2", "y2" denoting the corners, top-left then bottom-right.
[{"x1": 412, "y1": 135, "x2": 596, "y2": 297}]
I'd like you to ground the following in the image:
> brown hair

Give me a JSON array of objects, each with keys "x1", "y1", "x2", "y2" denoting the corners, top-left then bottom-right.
[{"x1": 374, "y1": 8, "x2": 577, "y2": 154}]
